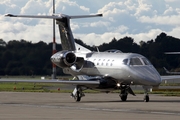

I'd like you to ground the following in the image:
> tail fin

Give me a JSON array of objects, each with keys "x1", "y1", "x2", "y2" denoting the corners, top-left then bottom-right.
[{"x1": 5, "y1": 13, "x2": 102, "y2": 51}]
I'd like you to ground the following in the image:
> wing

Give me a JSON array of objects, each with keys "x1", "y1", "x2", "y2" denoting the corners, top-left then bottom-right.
[{"x1": 0, "y1": 79, "x2": 100, "y2": 85}]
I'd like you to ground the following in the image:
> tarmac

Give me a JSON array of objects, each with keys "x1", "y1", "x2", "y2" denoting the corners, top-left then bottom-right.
[{"x1": 0, "y1": 92, "x2": 180, "y2": 120}]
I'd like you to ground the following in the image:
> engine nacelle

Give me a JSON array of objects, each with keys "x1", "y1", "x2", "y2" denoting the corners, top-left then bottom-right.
[
  {"x1": 63, "y1": 51, "x2": 76, "y2": 66},
  {"x1": 51, "y1": 51, "x2": 76, "y2": 68},
  {"x1": 51, "y1": 50, "x2": 84, "y2": 72}
]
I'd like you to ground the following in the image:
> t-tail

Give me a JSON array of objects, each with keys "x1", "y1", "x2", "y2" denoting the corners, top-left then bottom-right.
[{"x1": 5, "y1": 13, "x2": 102, "y2": 52}]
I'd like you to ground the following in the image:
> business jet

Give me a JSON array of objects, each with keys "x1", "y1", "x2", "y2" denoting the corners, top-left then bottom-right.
[
  {"x1": 164, "y1": 52, "x2": 180, "y2": 74},
  {"x1": 164, "y1": 67, "x2": 180, "y2": 75},
  {"x1": 2, "y1": 13, "x2": 180, "y2": 102}
]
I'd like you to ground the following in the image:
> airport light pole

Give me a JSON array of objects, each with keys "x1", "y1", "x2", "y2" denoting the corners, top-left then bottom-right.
[{"x1": 52, "y1": 0, "x2": 56, "y2": 79}]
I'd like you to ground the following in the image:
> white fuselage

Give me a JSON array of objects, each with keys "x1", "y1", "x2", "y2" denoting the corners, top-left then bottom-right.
[{"x1": 52, "y1": 51, "x2": 162, "y2": 87}]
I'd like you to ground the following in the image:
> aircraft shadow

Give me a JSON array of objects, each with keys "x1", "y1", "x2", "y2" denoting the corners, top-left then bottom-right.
[{"x1": 80, "y1": 99, "x2": 180, "y2": 103}]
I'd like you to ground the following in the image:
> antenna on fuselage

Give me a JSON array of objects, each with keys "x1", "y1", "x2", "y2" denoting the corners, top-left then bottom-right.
[{"x1": 96, "y1": 46, "x2": 100, "y2": 52}]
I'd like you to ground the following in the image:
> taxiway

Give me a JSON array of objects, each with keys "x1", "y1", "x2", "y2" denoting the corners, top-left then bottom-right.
[{"x1": 0, "y1": 92, "x2": 179, "y2": 120}]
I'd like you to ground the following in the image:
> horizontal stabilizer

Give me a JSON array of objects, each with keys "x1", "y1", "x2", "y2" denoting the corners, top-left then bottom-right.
[
  {"x1": 5, "y1": 14, "x2": 64, "y2": 19},
  {"x1": 69, "y1": 14, "x2": 102, "y2": 19},
  {"x1": 5, "y1": 13, "x2": 103, "y2": 19}
]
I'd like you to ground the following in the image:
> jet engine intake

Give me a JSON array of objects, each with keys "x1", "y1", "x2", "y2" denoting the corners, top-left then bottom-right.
[{"x1": 63, "y1": 51, "x2": 76, "y2": 66}]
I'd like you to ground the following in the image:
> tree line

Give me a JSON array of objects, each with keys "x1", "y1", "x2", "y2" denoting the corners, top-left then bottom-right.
[{"x1": 0, "y1": 32, "x2": 180, "y2": 76}]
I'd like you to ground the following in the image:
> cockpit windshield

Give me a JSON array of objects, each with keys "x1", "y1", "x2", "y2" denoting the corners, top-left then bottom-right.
[
  {"x1": 127, "y1": 57, "x2": 152, "y2": 66},
  {"x1": 141, "y1": 58, "x2": 152, "y2": 65},
  {"x1": 129, "y1": 58, "x2": 143, "y2": 65}
]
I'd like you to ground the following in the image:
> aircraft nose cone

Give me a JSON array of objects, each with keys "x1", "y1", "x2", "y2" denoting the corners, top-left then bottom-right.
[
  {"x1": 151, "y1": 72, "x2": 161, "y2": 84},
  {"x1": 130, "y1": 66, "x2": 161, "y2": 86},
  {"x1": 144, "y1": 66, "x2": 162, "y2": 85}
]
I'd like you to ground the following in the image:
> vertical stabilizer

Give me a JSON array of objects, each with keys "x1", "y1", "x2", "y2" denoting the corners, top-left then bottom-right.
[
  {"x1": 56, "y1": 14, "x2": 102, "y2": 51},
  {"x1": 56, "y1": 16, "x2": 76, "y2": 51}
]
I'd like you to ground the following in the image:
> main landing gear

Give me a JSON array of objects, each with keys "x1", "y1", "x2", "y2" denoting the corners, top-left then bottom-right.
[
  {"x1": 71, "y1": 86, "x2": 85, "y2": 102},
  {"x1": 119, "y1": 89, "x2": 128, "y2": 101},
  {"x1": 119, "y1": 84, "x2": 136, "y2": 102}
]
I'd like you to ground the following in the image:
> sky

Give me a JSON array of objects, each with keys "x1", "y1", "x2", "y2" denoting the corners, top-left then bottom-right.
[{"x1": 1, "y1": 0, "x2": 180, "y2": 46}]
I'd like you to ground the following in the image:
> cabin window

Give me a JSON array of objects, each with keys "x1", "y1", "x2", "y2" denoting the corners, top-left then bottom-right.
[
  {"x1": 122, "y1": 59, "x2": 128, "y2": 65},
  {"x1": 106, "y1": 63, "x2": 108, "y2": 66},
  {"x1": 129, "y1": 58, "x2": 143, "y2": 66},
  {"x1": 106, "y1": 59, "x2": 110, "y2": 66},
  {"x1": 111, "y1": 60, "x2": 114, "y2": 66},
  {"x1": 98, "y1": 59, "x2": 101, "y2": 65}
]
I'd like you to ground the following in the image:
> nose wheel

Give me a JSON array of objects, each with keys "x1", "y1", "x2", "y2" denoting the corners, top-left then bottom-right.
[
  {"x1": 144, "y1": 94, "x2": 149, "y2": 102},
  {"x1": 143, "y1": 86, "x2": 151, "y2": 102}
]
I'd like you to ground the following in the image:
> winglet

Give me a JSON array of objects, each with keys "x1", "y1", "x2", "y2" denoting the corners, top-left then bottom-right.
[{"x1": 5, "y1": 14, "x2": 17, "y2": 17}]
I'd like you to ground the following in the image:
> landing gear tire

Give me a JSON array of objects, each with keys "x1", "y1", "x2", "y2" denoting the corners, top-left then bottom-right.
[
  {"x1": 120, "y1": 94, "x2": 127, "y2": 101},
  {"x1": 120, "y1": 87, "x2": 128, "y2": 101},
  {"x1": 75, "y1": 91, "x2": 81, "y2": 102},
  {"x1": 144, "y1": 95, "x2": 149, "y2": 102}
]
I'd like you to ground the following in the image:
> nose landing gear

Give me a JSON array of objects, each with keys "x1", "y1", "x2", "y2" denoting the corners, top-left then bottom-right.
[
  {"x1": 143, "y1": 86, "x2": 152, "y2": 102},
  {"x1": 144, "y1": 93, "x2": 149, "y2": 102}
]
